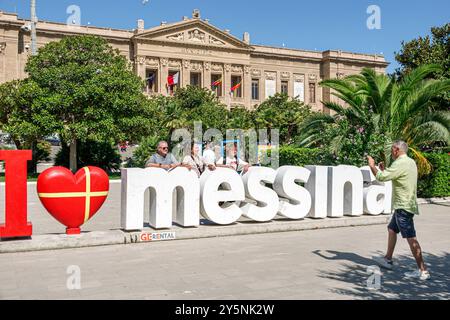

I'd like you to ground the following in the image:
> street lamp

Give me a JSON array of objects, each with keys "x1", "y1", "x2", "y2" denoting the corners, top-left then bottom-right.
[{"x1": 30, "y1": 0, "x2": 37, "y2": 56}]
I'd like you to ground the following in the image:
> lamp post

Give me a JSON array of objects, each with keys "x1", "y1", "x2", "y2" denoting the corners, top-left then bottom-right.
[{"x1": 30, "y1": 0, "x2": 37, "y2": 56}]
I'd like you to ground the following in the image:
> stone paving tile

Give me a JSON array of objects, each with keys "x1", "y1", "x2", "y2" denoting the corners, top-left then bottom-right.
[{"x1": 0, "y1": 204, "x2": 449, "y2": 300}]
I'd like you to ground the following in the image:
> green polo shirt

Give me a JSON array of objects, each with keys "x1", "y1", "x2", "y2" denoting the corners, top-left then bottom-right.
[{"x1": 376, "y1": 154, "x2": 419, "y2": 215}]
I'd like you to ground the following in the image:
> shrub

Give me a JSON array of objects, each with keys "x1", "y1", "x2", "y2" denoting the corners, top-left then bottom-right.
[
  {"x1": 36, "y1": 140, "x2": 52, "y2": 163},
  {"x1": 278, "y1": 146, "x2": 325, "y2": 167},
  {"x1": 227, "y1": 106, "x2": 255, "y2": 130},
  {"x1": 55, "y1": 139, "x2": 121, "y2": 173},
  {"x1": 418, "y1": 153, "x2": 450, "y2": 198},
  {"x1": 127, "y1": 136, "x2": 161, "y2": 168}
]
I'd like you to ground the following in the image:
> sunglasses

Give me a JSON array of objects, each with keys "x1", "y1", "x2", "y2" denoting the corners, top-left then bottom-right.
[{"x1": 160, "y1": 147, "x2": 169, "y2": 150}]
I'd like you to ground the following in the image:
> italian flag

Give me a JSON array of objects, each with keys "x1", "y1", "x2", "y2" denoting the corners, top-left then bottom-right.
[{"x1": 167, "y1": 72, "x2": 180, "y2": 86}]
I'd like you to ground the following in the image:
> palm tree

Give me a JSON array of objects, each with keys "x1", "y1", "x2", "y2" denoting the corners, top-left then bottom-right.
[{"x1": 299, "y1": 64, "x2": 450, "y2": 175}]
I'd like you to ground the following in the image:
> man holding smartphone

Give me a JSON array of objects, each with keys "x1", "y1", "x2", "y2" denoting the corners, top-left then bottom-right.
[{"x1": 367, "y1": 140, "x2": 430, "y2": 281}]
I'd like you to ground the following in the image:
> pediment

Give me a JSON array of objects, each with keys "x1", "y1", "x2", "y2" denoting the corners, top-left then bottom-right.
[{"x1": 133, "y1": 19, "x2": 253, "y2": 51}]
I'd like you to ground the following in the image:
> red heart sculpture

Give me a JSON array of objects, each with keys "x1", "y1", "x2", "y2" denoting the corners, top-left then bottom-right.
[{"x1": 37, "y1": 166, "x2": 110, "y2": 235}]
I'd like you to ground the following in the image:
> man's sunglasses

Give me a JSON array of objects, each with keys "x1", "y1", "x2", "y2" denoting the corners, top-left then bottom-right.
[{"x1": 160, "y1": 147, "x2": 169, "y2": 150}]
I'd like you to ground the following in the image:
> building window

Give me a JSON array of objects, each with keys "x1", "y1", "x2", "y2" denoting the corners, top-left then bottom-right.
[
  {"x1": 251, "y1": 79, "x2": 260, "y2": 100},
  {"x1": 309, "y1": 83, "x2": 316, "y2": 103},
  {"x1": 211, "y1": 74, "x2": 223, "y2": 97},
  {"x1": 231, "y1": 75, "x2": 242, "y2": 98},
  {"x1": 281, "y1": 81, "x2": 289, "y2": 95},
  {"x1": 190, "y1": 72, "x2": 201, "y2": 87},
  {"x1": 146, "y1": 70, "x2": 158, "y2": 94}
]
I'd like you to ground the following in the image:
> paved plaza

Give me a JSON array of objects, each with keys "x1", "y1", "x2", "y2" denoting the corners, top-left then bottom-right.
[{"x1": 0, "y1": 203, "x2": 449, "y2": 300}]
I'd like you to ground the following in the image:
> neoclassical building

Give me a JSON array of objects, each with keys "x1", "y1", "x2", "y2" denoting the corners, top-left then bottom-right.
[{"x1": 0, "y1": 9, "x2": 388, "y2": 112}]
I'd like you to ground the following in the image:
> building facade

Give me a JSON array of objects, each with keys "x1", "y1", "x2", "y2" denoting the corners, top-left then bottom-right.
[{"x1": 0, "y1": 9, "x2": 389, "y2": 112}]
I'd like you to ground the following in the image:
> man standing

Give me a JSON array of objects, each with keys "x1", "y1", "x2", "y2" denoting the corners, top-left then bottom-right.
[
  {"x1": 367, "y1": 140, "x2": 430, "y2": 280},
  {"x1": 146, "y1": 141, "x2": 191, "y2": 171}
]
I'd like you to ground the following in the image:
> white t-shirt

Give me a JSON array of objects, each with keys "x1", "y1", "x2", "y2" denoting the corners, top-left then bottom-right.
[
  {"x1": 217, "y1": 156, "x2": 248, "y2": 172},
  {"x1": 203, "y1": 149, "x2": 216, "y2": 166}
]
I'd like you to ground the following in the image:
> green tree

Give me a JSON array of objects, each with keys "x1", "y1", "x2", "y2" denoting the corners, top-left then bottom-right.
[
  {"x1": 25, "y1": 35, "x2": 153, "y2": 172},
  {"x1": 129, "y1": 86, "x2": 230, "y2": 167},
  {"x1": 227, "y1": 106, "x2": 256, "y2": 130},
  {"x1": 395, "y1": 23, "x2": 449, "y2": 111},
  {"x1": 255, "y1": 93, "x2": 311, "y2": 145},
  {"x1": 147, "y1": 85, "x2": 229, "y2": 141},
  {"x1": 0, "y1": 80, "x2": 54, "y2": 173},
  {"x1": 299, "y1": 65, "x2": 450, "y2": 175},
  {"x1": 55, "y1": 139, "x2": 121, "y2": 173}
]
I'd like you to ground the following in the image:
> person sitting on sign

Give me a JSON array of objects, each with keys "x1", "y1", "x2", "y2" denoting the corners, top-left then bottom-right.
[
  {"x1": 182, "y1": 142, "x2": 216, "y2": 178},
  {"x1": 202, "y1": 141, "x2": 229, "y2": 170},
  {"x1": 217, "y1": 143, "x2": 251, "y2": 174},
  {"x1": 202, "y1": 141, "x2": 217, "y2": 167},
  {"x1": 146, "y1": 141, "x2": 191, "y2": 171}
]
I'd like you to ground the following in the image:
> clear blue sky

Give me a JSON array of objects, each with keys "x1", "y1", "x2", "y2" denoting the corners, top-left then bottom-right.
[{"x1": 1, "y1": 0, "x2": 449, "y2": 73}]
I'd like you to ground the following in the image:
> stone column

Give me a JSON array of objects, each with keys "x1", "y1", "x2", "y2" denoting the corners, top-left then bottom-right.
[
  {"x1": 286, "y1": 72, "x2": 293, "y2": 97},
  {"x1": 182, "y1": 60, "x2": 190, "y2": 87},
  {"x1": 224, "y1": 64, "x2": 231, "y2": 108},
  {"x1": 136, "y1": 56, "x2": 147, "y2": 81},
  {"x1": 203, "y1": 62, "x2": 211, "y2": 89},
  {"x1": 160, "y1": 58, "x2": 169, "y2": 96},
  {"x1": 261, "y1": 71, "x2": 266, "y2": 102},
  {"x1": 0, "y1": 42, "x2": 6, "y2": 83},
  {"x1": 243, "y1": 65, "x2": 252, "y2": 109},
  {"x1": 304, "y1": 74, "x2": 310, "y2": 106},
  {"x1": 276, "y1": 71, "x2": 281, "y2": 94}
]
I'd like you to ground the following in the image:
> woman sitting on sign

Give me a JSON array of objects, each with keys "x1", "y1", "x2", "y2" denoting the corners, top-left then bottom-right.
[
  {"x1": 182, "y1": 142, "x2": 216, "y2": 178},
  {"x1": 217, "y1": 143, "x2": 251, "y2": 175}
]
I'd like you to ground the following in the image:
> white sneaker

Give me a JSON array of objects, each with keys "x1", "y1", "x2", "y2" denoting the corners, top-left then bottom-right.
[
  {"x1": 404, "y1": 270, "x2": 431, "y2": 280},
  {"x1": 372, "y1": 256, "x2": 394, "y2": 270}
]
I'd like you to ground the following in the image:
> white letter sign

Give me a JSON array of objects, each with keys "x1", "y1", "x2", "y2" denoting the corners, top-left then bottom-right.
[{"x1": 200, "y1": 168, "x2": 245, "y2": 225}]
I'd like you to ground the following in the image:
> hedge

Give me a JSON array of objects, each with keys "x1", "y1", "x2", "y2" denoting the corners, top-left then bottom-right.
[
  {"x1": 278, "y1": 146, "x2": 449, "y2": 198},
  {"x1": 418, "y1": 153, "x2": 450, "y2": 198},
  {"x1": 278, "y1": 146, "x2": 325, "y2": 167}
]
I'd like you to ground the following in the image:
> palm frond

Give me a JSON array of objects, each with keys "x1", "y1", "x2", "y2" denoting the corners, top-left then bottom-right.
[
  {"x1": 320, "y1": 79, "x2": 365, "y2": 110},
  {"x1": 409, "y1": 118, "x2": 450, "y2": 146},
  {"x1": 400, "y1": 64, "x2": 442, "y2": 90},
  {"x1": 405, "y1": 79, "x2": 450, "y2": 116},
  {"x1": 409, "y1": 147, "x2": 432, "y2": 176}
]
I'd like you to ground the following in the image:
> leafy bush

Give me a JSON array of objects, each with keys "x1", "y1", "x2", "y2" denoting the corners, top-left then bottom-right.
[
  {"x1": 318, "y1": 119, "x2": 390, "y2": 168},
  {"x1": 55, "y1": 139, "x2": 121, "y2": 173},
  {"x1": 36, "y1": 140, "x2": 52, "y2": 162},
  {"x1": 228, "y1": 106, "x2": 255, "y2": 130},
  {"x1": 255, "y1": 93, "x2": 311, "y2": 145},
  {"x1": 127, "y1": 136, "x2": 161, "y2": 168},
  {"x1": 418, "y1": 153, "x2": 450, "y2": 198},
  {"x1": 278, "y1": 146, "x2": 325, "y2": 167},
  {"x1": 275, "y1": 146, "x2": 450, "y2": 199}
]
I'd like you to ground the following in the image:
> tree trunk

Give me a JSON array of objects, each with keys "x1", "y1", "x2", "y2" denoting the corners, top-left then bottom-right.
[
  {"x1": 69, "y1": 140, "x2": 77, "y2": 173},
  {"x1": 27, "y1": 141, "x2": 38, "y2": 175}
]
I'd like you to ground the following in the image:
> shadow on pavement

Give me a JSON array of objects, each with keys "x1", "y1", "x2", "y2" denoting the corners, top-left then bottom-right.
[{"x1": 313, "y1": 249, "x2": 450, "y2": 300}]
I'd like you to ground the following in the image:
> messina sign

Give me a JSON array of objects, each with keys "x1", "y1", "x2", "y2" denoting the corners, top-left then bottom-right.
[
  {"x1": 0, "y1": 150, "x2": 392, "y2": 239},
  {"x1": 121, "y1": 166, "x2": 392, "y2": 230}
]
